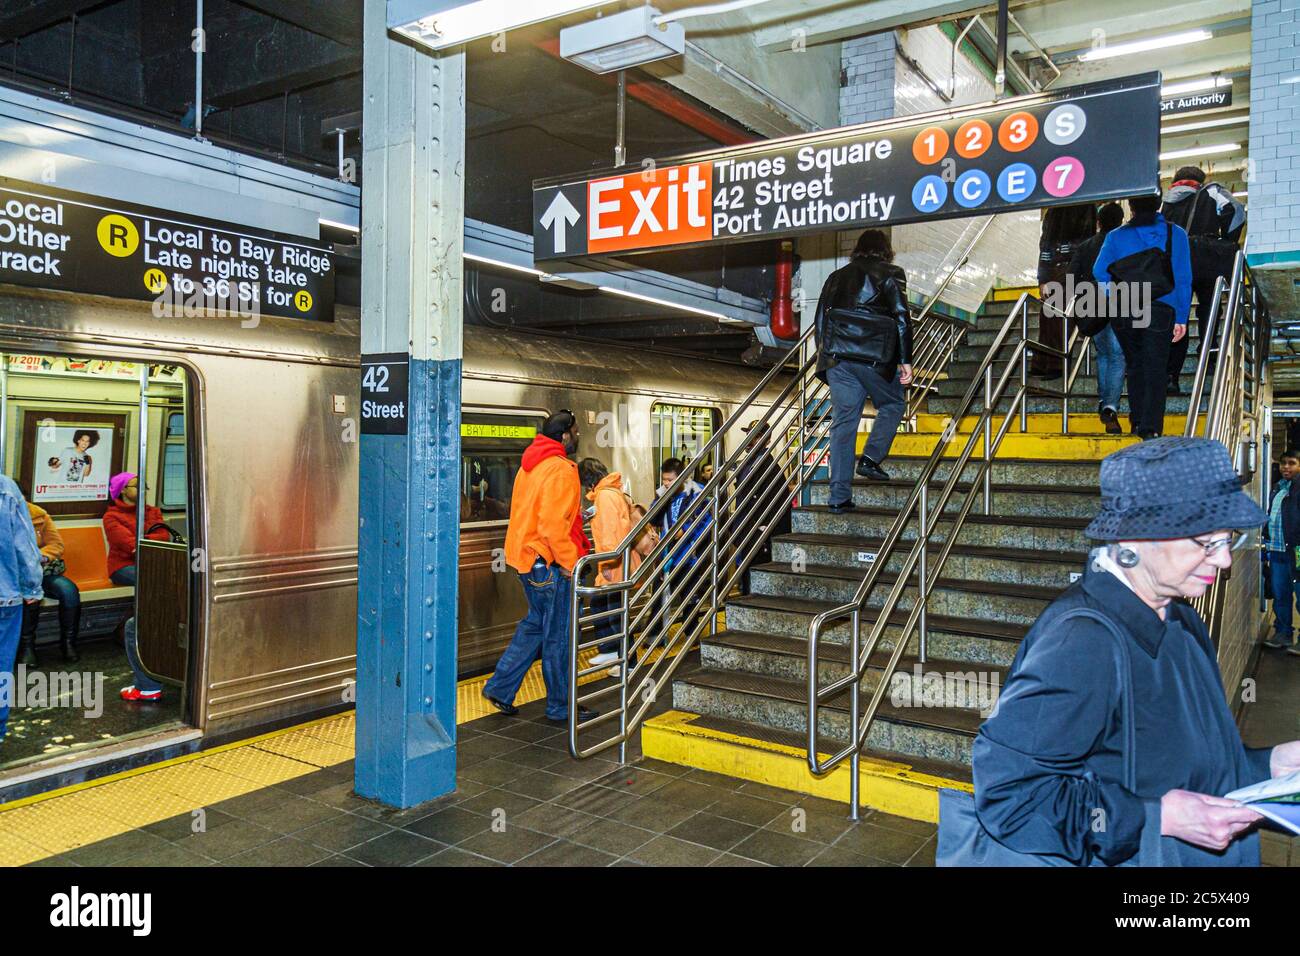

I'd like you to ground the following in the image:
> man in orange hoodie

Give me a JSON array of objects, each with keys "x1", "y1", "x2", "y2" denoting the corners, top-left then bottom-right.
[{"x1": 482, "y1": 411, "x2": 599, "y2": 723}]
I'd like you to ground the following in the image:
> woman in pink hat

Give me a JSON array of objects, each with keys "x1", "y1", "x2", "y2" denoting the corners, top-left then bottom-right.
[{"x1": 103, "y1": 473, "x2": 168, "y2": 587}]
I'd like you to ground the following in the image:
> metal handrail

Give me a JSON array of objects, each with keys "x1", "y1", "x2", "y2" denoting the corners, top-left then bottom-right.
[
  {"x1": 566, "y1": 239, "x2": 989, "y2": 761},
  {"x1": 1182, "y1": 253, "x2": 1268, "y2": 634},
  {"x1": 805, "y1": 288, "x2": 1095, "y2": 817}
]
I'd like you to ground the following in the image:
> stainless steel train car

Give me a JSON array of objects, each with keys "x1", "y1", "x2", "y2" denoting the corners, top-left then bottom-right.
[{"x1": 0, "y1": 284, "x2": 781, "y2": 785}]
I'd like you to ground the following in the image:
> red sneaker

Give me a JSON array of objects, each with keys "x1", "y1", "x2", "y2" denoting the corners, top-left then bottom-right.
[{"x1": 120, "y1": 686, "x2": 162, "y2": 702}]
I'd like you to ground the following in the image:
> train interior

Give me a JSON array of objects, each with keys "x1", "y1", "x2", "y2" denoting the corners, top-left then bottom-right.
[{"x1": 0, "y1": 348, "x2": 193, "y2": 773}]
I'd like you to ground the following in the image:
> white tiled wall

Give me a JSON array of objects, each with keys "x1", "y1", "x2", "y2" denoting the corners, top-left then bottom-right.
[
  {"x1": 1247, "y1": 0, "x2": 1300, "y2": 258},
  {"x1": 837, "y1": 26, "x2": 1039, "y2": 314}
]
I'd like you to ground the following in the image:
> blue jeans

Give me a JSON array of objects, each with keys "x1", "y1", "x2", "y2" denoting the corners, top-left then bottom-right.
[
  {"x1": 1093, "y1": 325, "x2": 1126, "y2": 413},
  {"x1": 827, "y1": 359, "x2": 906, "y2": 505},
  {"x1": 483, "y1": 563, "x2": 572, "y2": 720},
  {"x1": 1268, "y1": 551, "x2": 1300, "y2": 643},
  {"x1": 0, "y1": 604, "x2": 22, "y2": 740},
  {"x1": 111, "y1": 565, "x2": 137, "y2": 587},
  {"x1": 21, "y1": 573, "x2": 81, "y2": 637},
  {"x1": 124, "y1": 617, "x2": 164, "y2": 694}
]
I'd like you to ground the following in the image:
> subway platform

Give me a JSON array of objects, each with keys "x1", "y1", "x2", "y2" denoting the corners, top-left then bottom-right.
[{"x1": 3, "y1": 642, "x2": 1297, "y2": 868}]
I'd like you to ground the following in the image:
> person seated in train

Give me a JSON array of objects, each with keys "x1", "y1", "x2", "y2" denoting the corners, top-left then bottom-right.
[
  {"x1": 581, "y1": 457, "x2": 641, "y2": 678},
  {"x1": 813, "y1": 228, "x2": 912, "y2": 514},
  {"x1": 481, "y1": 411, "x2": 598, "y2": 723},
  {"x1": 0, "y1": 474, "x2": 44, "y2": 743},
  {"x1": 18, "y1": 499, "x2": 83, "y2": 665},
  {"x1": 965, "y1": 438, "x2": 1300, "y2": 866},
  {"x1": 102, "y1": 472, "x2": 170, "y2": 588},
  {"x1": 654, "y1": 457, "x2": 711, "y2": 643}
]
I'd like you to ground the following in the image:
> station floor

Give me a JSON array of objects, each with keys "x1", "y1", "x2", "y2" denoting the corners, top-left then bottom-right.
[{"x1": 0, "y1": 646, "x2": 1295, "y2": 867}]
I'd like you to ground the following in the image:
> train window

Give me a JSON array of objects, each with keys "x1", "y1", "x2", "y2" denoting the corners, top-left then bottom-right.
[
  {"x1": 460, "y1": 410, "x2": 544, "y2": 524},
  {"x1": 159, "y1": 411, "x2": 187, "y2": 511},
  {"x1": 651, "y1": 403, "x2": 721, "y2": 475}
]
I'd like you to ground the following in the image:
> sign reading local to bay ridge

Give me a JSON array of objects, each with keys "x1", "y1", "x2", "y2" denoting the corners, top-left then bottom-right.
[
  {"x1": 532, "y1": 73, "x2": 1161, "y2": 261},
  {"x1": 0, "y1": 176, "x2": 334, "y2": 321}
]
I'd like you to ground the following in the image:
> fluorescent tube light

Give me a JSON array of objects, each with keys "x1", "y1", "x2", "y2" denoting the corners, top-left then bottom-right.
[
  {"x1": 464, "y1": 252, "x2": 549, "y2": 278},
  {"x1": 1162, "y1": 115, "x2": 1247, "y2": 134},
  {"x1": 319, "y1": 217, "x2": 359, "y2": 233},
  {"x1": 596, "y1": 285, "x2": 726, "y2": 320},
  {"x1": 391, "y1": 0, "x2": 613, "y2": 51},
  {"x1": 1158, "y1": 142, "x2": 1240, "y2": 161},
  {"x1": 1079, "y1": 29, "x2": 1212, "y2": 63},
  {"x1": 1161, "y1": 75, "x2": 1232, "y2": 96}
]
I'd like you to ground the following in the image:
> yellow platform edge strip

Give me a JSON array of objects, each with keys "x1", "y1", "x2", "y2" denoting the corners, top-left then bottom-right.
[{"x1": 641, "y1": 710, "x2": 972, "y2": 824}]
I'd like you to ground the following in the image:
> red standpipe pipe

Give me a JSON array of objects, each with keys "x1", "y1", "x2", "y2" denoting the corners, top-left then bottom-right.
[{"x1": 770, "y1": 240, "x2": 797, "y2": 341}]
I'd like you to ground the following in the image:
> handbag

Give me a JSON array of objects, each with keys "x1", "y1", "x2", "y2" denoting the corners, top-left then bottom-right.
[
  {"x1": 1185, "y1": 187, "x2": 1238, "y2": 282},
  {"x1": 936, "y1": 608, "x2": 1138, "y2": 867},
  {"x1": 43, "y1": 557, "x2": 66, "y2": 578},
  {"x1": 1105, "y1": 221, "x2": 1175, "y2": 300}
]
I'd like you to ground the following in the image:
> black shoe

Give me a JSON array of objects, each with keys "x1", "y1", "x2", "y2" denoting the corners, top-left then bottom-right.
[
  {"x1": 60, "y1": 640, "x2": 80, "y2": 664},
  {"x1": 1138, "y1": 431, "x2": 1160, "y2": 441},
  {"x1": 18, "y1": 635, "x2": 37, "y2": 668},
  {"x1": 855, "y1": 455, "x2": 889, "y2": 481},
  {"x1": 1098, "y1": 407, "x2": 1121, "y2": 435},
  {"x1": 60, "y1": 608, "x2": 80, "y2": 664},
  {"x1": 549, "y1": 706, "x2": 600, "y2": 724},
  {"x1": 828, "y1": 500, "x2": 856, "y2": 514},
  {"x1": 1166, "y1": 376, "x2": 1181, "y2": 396},
  {"x1": 481, "y1": 689, "x2": 518, "y2": 717}
]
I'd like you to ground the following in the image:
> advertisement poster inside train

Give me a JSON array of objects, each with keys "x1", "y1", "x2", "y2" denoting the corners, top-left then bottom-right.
[{"x1": 32, "y1": 424, "x2": 114, "y2": 503}]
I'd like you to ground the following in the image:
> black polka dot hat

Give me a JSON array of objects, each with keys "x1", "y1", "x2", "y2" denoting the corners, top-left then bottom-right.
[{"x1": 1084, "y1": 436, "x2": 1267, "y2": 541}]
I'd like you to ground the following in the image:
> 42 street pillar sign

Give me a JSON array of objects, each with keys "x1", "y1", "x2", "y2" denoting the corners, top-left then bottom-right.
[
  {"x1": 533, "y1": 72, "x2": 1161, "y2": 261},
  {"x1": 360, "y1": 353, "x2": 410, "y2": 435},
  {"x1": 0, "y1": 176, "x2": 334, "y2": 321}
]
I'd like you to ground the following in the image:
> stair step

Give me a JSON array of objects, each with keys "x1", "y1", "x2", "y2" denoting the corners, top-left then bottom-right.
[
  {"x1": 807, "y1": 477, "x2": 1098, "y2": 519},
  {"x1": 887, "y1": 429, "x2": 1136, "y2": 461},
  {"x1": 791, "y1": 504, "x2": 1092, "y2": 554},
  {"x1": 701, "y1": 628, "x2": 1012, "y2": 688},
  {"x1": 926, "y1": 393, "x2": 1196, "y2": 415},
  {"x1": 672, "y1": 667, "x2": 987, "y2": 766},
  {"x1": 771, "y1": 530, "x2": 1085, "y2": 587},
  {"x1": 909, "y1": 412, "x2": 1189, "y2": 436},
  {"x1": 863, "y1": 454, "x2": 1100, "y2": 487}
]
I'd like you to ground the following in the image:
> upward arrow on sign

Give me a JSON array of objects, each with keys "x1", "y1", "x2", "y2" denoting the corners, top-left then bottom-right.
[{"x1": 540, "y1": 191, "x2": 581, "y2": 255}]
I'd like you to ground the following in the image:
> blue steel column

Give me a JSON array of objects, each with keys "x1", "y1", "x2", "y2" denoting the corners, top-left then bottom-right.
[{"x1": 355, "y1": 0, "x2": 464, "y2": 807}]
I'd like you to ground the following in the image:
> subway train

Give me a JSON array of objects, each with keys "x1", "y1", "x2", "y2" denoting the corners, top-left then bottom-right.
[{"x1": 0, "y1": 283, "x2": 781, "y2": 781}]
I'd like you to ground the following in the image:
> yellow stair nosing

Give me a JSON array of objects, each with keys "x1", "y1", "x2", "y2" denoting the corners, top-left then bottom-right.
[{"x1": 641, "y1": 710, "x2": 971, "y2": 824}]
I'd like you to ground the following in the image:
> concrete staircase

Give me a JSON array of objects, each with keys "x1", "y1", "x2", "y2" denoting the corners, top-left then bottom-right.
[{"x1": 643, "y1": 292, "x2": 1206, "y2": 821}]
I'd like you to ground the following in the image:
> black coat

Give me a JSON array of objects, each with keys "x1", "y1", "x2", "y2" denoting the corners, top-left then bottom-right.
[
  {"x1": 973, "y1": 561, "x2": 1272, "y2": 866},
  {"x1": 814, "y1": 256, "x2": 912, "y2": 382}
]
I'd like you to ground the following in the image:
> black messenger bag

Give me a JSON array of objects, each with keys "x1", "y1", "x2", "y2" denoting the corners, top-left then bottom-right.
[
  {"x1": 826, "y1": 306, "x2": 899, "y2": 366},
  {"x1": 1106, "y1": 221, "x2": 1175, "y2": 300}
]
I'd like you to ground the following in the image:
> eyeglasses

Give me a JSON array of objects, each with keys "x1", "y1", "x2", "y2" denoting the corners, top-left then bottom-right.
[{"x1": 1190, "y1": 531, "x2": 1250, "y2": 556}]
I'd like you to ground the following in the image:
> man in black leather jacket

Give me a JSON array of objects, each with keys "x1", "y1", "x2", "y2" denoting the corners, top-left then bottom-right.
[{"x1": 813, "y1": 228, "x2": 912, "y2": 513}]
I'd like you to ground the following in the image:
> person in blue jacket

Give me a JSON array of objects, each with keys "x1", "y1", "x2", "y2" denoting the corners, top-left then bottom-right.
[
  {"x1": 0, "y1": 474, "x2": 45, "y2": 743},
  {"x1": 654, "y1": 457, "x2": 710, "y2": 643},
  {"x1": 1264, "y1": 448, "x2": 1300, "y2": 652},
  {"x1": 973, "y1": 437, "x2": 1300, "y2": 866},
  {"x1": 1093, "y1": 194, "x2": 1192, "y2": 440}
]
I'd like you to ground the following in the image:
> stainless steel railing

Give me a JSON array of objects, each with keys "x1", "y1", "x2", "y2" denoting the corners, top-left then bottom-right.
[
  {"x1": 566, "y1": 236, "x2": 992, "y2": 761},
  {"x1": 805, "y1": 290, "x2": 1100, "y2": 817},
  {"x1": 1182, "y1": 252, "x2": 1268, "y2": 631}
]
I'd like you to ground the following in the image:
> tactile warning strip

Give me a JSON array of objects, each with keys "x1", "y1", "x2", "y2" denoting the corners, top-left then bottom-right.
[{"x1": 0, "y1": 619, "x2": 705, "y2": 865}]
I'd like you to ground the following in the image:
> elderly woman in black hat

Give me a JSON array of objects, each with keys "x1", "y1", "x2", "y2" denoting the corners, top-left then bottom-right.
[{"x1": 971, "y1": 437, "x2": 1300, "y2": 866}]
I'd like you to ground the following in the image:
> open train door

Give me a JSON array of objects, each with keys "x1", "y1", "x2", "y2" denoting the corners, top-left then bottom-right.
[{"x1": 133, "y1": 365, "x2": 192, "y2": 685}]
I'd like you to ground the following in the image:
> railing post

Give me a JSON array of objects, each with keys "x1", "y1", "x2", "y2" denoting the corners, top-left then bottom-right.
[
  {"x1": 983, "y1": 365, "x2": 993, "y2": 514},
  {"x1": 918, "y1": 482, "x2": 928, "y2": 665},
  {"x1": 1061, "y1": 317, "x2": 1070, "y2": 434},
  {"x1": 710, "y1": 496, "x2": 719, "y2": 637},
  {"x1": 1020, "y1": 305, "x2": 1029, "y2": 433},
  {"x1": 618, "y1": 549, "x2": 630, "y2": 766},
  {"x1": 848, "y1": 608, "x2": 861, "y2": 822}
]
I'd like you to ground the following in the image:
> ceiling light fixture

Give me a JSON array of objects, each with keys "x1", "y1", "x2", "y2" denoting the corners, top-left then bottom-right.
[
  {"x1": 1158, "y1": 142, "x2": 1240, "y2": 161},
  {"x1": 319, "y1": 217, "x2": 359, "y2": 234},
  {"x1": 560, "y1": 6, "x2": 685, "y2": 74},
  {"x1": 464, "y1": 252, "x2": 550, "y2": 279},
  {"x1": 597, "y1": 285, "x2": 727, "y2": 320},
  {"x1": 1078, "y1": 29, "x2": 1212, "y2": 63},
  {"x1": 1162, "y1": 114, "x2": 1247, "y2": 134},
  {"x1": 389, "y1": 0, "x2": 614, "y2": 51},
  {"x1": 1161, "y1": 75, "x2": 1232, "y2": 97}
]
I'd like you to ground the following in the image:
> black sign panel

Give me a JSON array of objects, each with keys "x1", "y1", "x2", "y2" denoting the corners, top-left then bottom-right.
[
  {"x1": 1160, "y1": 87, "x2": 1232, "y2": 116},
  {"x1": 532, "y1": 72, "x2": 1162, "y2": 261},
  {"x1": 0, "y1": 177, "x2": 334, "y2": 321},
  {"x1": 360, "y1": 353, "x2": 410, "y2": 435}
]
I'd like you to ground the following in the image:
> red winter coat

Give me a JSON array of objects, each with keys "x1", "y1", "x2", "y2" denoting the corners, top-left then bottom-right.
[{"x1": 103, "y1": 500, "x2": 169, "y2": 577}]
